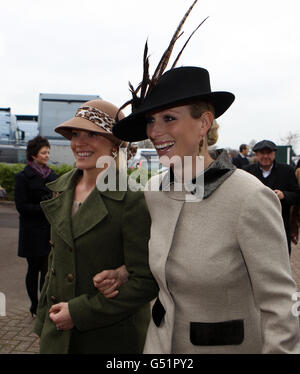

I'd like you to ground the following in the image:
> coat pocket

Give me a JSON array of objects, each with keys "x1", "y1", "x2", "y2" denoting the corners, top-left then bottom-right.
[
  {"x1": 152, "y1": 298, "x2": 166, "y2": 327},
  {"x1": 190, "y1": 319, "x2": 244, "y2": 346}
]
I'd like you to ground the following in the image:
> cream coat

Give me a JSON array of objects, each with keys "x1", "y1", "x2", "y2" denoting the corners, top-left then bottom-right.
[{"x1": 143, "y1": 168, "x2": 300, "y2": 354}]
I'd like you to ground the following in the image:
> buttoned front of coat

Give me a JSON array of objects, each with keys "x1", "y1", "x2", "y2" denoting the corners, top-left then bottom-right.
[{"x1": 33, "y1": 169, "x2": 158, "y2": 354}]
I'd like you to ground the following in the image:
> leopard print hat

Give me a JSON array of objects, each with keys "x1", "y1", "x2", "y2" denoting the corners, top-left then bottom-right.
[{"x1": 55, "y1": 99, "x2": 125, "y2": 146}]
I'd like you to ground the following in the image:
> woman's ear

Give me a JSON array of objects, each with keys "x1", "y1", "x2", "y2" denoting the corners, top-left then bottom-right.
[{"x1": 199, "y1": 111, "x2": 214, "y2": 136}]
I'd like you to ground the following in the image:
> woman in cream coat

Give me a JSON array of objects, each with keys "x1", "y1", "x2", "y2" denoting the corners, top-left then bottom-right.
[{"x1": 111, "y1": 66, "x2": 300, "y2": 354}]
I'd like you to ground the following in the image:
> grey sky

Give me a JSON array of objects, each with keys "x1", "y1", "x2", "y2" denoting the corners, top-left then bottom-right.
[{"x1": 1, "y1": 0, "x2": 300, "y2": 152}]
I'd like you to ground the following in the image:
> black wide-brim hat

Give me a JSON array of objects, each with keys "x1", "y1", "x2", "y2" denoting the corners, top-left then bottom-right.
[{"x1": 113, "y1": 66, "x2": 235, "y2": 142}]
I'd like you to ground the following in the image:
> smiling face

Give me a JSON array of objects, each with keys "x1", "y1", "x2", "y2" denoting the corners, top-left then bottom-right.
[
  {"x1": 255, "y1": 148, "x2": 276, "y2": 170},
  {"x1": 70, "y1": 129, "x2": 114, "y2": 170},
  {"x1": 145, "y1": 104, "x2": 211, "y2": 164},
  {"x1": 32, "y1": 146, "x2": 50, "y2": 167}
]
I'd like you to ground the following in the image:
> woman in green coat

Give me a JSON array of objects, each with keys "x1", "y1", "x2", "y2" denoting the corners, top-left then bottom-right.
[{"x1": 33, "y1": 99, "x2": 158, "y2": 354}]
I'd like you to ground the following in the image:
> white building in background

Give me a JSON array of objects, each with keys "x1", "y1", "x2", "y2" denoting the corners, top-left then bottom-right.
[
  {"x1": 48, "y1": 139, "x2": 75, "y2": 165},
  {"x1": 0, "y1": 93, "x2": 101, "y2": 165},
  {"x1": 0, "y1": 107, "x2": 16, "y2": 142},
  {"x1": 38, "y1": 93, "x2": 100, "y2": 139},
  {"x1": 15, "y1": 115, "x2": 38, "y2": 141},
  {"x1": 0, "y1": 108, "x2": 10, "y2": 141},
  {"x1": 37, "y1": 93, "x2": 101, "y2": 165}
]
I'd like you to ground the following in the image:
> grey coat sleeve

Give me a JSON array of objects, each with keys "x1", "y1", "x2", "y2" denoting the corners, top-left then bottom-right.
[{"x1": 237, "y1": 185, "x2": 300, "y2": 353}]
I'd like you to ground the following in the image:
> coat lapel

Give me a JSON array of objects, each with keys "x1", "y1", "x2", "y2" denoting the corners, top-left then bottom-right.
[
  {"x1": 41, "y1": 168, "x2": 79, "y2": 248},
  {"x1": 71, "y1": 175, "x2": 126, "y2": 239},
  {"x1": 41, "y1": 187, "x2": 75, "y2": 249},
  {"x1": 41, "y1": 168, "x2": 127, "y2": 243},
  {"x1": 71, "y1": 188, "x2": 108, "y2": 239}
]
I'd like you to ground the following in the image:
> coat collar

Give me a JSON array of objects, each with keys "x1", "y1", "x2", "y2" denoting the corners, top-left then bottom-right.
[
  {"x1": 160, "y1": 149, "x2": 236, "y2": 201},
  {"x1": 41, "y1": 168, "x2": 126, "y2": 245},
  {"x1": 46, "y1": 168, "x2": 126, "y2": 200},
  {"x1": 23, "y1": 165, "x2": 37, "y2": 178},
  {"x1": 41, "y1": 179, "x2": 75, "y2": 248},
  {"x1": 23, "y1": 164, "x2": 55, "y2": 179}
]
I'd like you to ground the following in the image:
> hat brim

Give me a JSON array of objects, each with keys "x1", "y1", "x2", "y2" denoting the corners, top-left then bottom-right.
[
  {"x1": 253, "y1": 146, "x2": 277, "y2": 152},
  {"x1": 55, "y1": 117, "x2": 122, "y2": 145},
  {"x1": 113, "y1": 91, "x2": 235, "y2": 142}
]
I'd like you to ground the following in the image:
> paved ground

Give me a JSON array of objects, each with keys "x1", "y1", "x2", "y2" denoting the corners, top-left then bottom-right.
[
  {"x1": 0, "y1": 201, "x2": 300, "y2": 354},
  {"x1": 0, "y1": 202, "x2": 39, "y2": 354}
]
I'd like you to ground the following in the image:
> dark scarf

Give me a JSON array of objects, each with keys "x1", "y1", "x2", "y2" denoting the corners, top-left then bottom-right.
[{"x1": 28, "y1": 160, "x2": 52, "y2": 179}]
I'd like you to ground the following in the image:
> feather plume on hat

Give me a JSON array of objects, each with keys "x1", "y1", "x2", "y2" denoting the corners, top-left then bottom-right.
[{"x1": 116, "y1": 0, "x2": 208, "y2": 118}]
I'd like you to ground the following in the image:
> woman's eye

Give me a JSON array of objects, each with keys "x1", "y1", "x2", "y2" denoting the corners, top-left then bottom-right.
[
  {"x1": 145, "y1": 117, "x2": 154, "y2": 125},
  {"x1": 164, "y1": 115, "x2": 176, "y2": 122},
  {"x1": 88, "y1": 131, "x2": 97, "y2": 137},
  {"x1": 71, "y1": 131, "x2": 78, "y2": 138}
]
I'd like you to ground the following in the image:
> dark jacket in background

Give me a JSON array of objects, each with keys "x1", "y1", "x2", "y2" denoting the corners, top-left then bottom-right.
[
  {"x1": 243, "y1": 161, "x2": 300, "y2": 250},
  {"x1": 14, "y1": 165, "x2": 58, "y2": 258},
  {"x1": 232, "y1": 153, "x2": 249, "y2": 169}
]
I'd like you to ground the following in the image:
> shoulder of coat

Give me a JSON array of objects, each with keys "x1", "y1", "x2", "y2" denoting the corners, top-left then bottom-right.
[
  {"x1": 46, "y1": 168, "x2": 78, "y2": 192},
  {"x1": 18, "y1": 165, "x2": 34, "y2": 178},
  {"x1": 222, "y1": 168, "x2": 267, "y2": 193}
]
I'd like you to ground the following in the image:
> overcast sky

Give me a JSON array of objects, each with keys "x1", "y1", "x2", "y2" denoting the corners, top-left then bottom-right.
[{"x1": 1, "y1": 0, "x2": 300, "y2": 152}]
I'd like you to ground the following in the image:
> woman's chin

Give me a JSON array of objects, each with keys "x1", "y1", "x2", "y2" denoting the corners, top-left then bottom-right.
[{"x1": 75, "y1": 160, "x2": 93, "y2": 169}]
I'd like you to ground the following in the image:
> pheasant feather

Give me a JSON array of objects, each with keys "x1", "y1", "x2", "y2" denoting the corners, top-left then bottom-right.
[{"x1": 115, "y1": 0, "x2": 208, "y2": 119}]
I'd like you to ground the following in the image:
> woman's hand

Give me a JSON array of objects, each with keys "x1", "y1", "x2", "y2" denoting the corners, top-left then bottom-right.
[
  {"x1": 49, "y1": 302, "x2": 74, "y2": 331},
  {"x1": 93, "y1": 265, "x2": 129, "y2": 298}
]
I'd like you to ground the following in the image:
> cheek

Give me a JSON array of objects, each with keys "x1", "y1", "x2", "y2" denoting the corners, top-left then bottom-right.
[
  {"x1": 178, "y1": 129, "x2": 201, "y2": 149},
  {"x1": 70, "y1": 142, "x2": 76, "y2": 153},
  {"x1": 146, "y1": 124, "x2": 153, "y2": 138},
  {"x1": 94, "y1": 138, "x2": 113, "y2": 155}
]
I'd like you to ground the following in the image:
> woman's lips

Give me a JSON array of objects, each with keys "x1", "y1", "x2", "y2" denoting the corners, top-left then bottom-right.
[
  {"x1": 154, "y1": 142, "x2": 175, "y2": 156},
  {"x1": 76, "y1": 152, "x2": 93, "y2": 158}
]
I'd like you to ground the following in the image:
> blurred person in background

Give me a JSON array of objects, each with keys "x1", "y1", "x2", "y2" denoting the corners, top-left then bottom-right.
[
  {"x1": 231, "y1": 144, "x2": 249, "y2": 169},
  {"x1": 290, "y1": 159, "x2": 300, "y2": 245},
  {"x1": 243, "y1": 140, "x2": 300, "y2": 255},
  {"x1": 14, "y1": 136, "x2": 57, "y2": 317}
]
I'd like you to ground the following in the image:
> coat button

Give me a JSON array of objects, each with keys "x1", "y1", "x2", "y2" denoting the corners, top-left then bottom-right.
[
  {"x1": 50, "y1": 296, "x2": 56, "y2": 303},
  {"x1": 67, "y1": 274, "x2": 74, "y2": 282},
  {"x1": 49, "y1": 240, "x2": 54, "y2": 247}
]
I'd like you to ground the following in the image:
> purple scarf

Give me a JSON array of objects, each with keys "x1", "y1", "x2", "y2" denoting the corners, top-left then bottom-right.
[{"x1": 28, "y1": 160, "x2": 51, "y2": 179}]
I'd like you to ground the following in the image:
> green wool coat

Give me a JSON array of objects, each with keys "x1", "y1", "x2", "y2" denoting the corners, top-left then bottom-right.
[{"x1": 33, "y1": 169, "x2": 158, "y2": 354}]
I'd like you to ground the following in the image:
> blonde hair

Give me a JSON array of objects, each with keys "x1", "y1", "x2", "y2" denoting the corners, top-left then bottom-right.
[
  {"x1": 189, "y1": 101, "x2": 219, "y2": 148},
  {"x1": 114, "y1": 141, "x2": 130, "y2": 172}
]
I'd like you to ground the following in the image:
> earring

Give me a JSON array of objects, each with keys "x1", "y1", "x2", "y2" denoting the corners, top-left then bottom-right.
[
  {"x1": 112, "y1": 147, "x2": 118, "y2": 159},
  {"x1": 198, "y1": 138, "x2": 204, "y2": 154}
]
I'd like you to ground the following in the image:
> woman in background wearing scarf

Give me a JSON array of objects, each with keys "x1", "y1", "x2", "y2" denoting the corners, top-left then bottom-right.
[{"x1": 14, "y1": 136, "x2": 57, "y2": 317}]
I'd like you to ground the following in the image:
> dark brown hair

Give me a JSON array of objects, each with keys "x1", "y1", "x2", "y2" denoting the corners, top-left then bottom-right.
[{"x1": 26, "y1": 135, "x2": 50, "y2": 161}]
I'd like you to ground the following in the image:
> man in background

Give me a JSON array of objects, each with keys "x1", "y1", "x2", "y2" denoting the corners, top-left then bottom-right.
[
  {"x1": 243, "y1": 140, "x2": 300, "y2": 255},
  {"x1": 232, "y1": 144, "x2": 250, "y2": 169}
]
